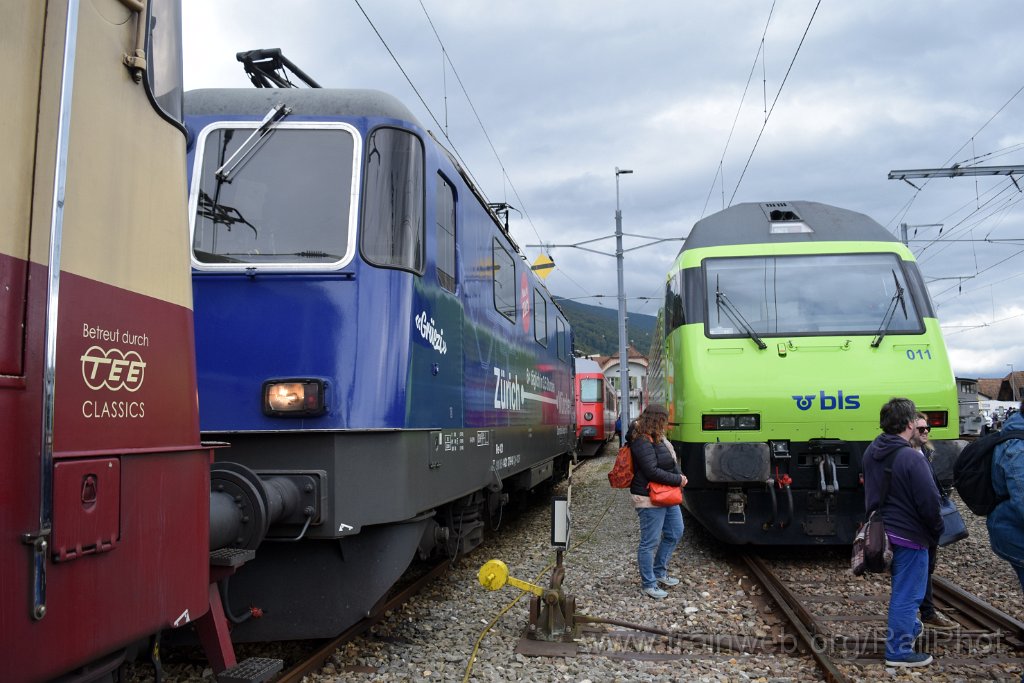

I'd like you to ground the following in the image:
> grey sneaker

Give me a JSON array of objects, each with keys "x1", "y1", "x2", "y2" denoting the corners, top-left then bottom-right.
[
  {"x1": 642, "y1": 586, "x2": 668, "y2": 600},
  {"x1": 885, "y1": 652, "x2": 932, "y2": 667},
  {"x1": 921, "y1": 611, "x2": 957, "y2": 630},
  {"x1": 656, "y1": 575, "x2": 680, "y2": 587}
]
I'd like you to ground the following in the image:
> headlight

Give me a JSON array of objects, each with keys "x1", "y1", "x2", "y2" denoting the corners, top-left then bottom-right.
[
  {"x1": 584, "y1": 411, "x2": 594, "y2": 421},
  {"x1": 702, "y1": 414, "x2": 760, "y2": 431},
  {"x1": 263, "y1": 379, "x2": 326, "y2": 417}
]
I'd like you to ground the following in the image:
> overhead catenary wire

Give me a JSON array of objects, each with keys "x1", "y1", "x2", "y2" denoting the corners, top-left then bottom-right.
[
  {"x1": 886, "y1": 82, "x2": 1024, "y2": 234},
  {"x1": 353, "y1": 0, "x2": 547, "y2": 252},
  {"x1": 728, "y1": 0, "x2": 821, "y2": 206},
  {"x1": 416, "y1": 0, "x2": 545, "y2": 247},
  {"x1": 931, "y1": 244, "x2": 1024, "y2": 300},
  {"x1": 894, "y1": 116, "x2": 1024, "y2": 325},
  {"x1": 700, "y1": 1, "x2": 776, "y2": 219},
  {"x1": 916, "y1": 180, "x2": 1024, "y2": 262}
]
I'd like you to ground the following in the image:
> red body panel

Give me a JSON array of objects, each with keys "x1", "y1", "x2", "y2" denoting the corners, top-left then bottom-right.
[
  {"x1": 52, "y1": 271, "x2": 201, "y2": 453},
  {"x1": 1, "y1": 263, "x2": 209, "y2": 683},
  {"x1": 575, "y1": 371, "x2": 615, "y2": 445},
  {"x1": 0, "y1": 251, "x2": 28, "y2": 375}
]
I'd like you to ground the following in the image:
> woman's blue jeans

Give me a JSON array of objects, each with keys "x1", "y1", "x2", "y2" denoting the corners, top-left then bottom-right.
[
  {"x1": 636, "y1": 505, "x2": 684, "y2": 590},
  {"x1": 887, "y1": 544, "x2": 929, "y2": 659}
]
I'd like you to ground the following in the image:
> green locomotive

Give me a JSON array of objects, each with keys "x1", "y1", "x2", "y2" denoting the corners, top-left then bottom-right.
[{"x1": 658, "y1": 201, "x2": 957, "y2": 544}]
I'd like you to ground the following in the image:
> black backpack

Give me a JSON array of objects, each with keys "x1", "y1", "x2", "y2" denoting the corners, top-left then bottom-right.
[{"x1": 953, "y1": 430, "x2": 1024, "y2": 515}]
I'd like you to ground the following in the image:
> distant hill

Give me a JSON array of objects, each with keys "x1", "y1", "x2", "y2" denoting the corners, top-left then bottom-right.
[{"x1": 554, "y1": 297, "x2": 658, "y2": 357}]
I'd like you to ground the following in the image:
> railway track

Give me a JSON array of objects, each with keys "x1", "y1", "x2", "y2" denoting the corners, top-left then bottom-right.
[
  {"x1": 274, "y1": 559, "x2": 450, "y2": 682},
  {"x1": 739, "y1": 553, "x2": 1024, "y2": 682},
  {"x1": 193, "y1": 453, "x2": 1021, "y2": 682},
  {"x1": 275, "y1": 458, "x2": 595, "y2": 681}
]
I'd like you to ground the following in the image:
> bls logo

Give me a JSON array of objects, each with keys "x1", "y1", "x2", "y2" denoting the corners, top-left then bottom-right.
[
  {"x1": 81, "y1": 346, "x2": 146, "y2": 392},
  {"x1": 791, "y1": 390, "x2": 860, "y2": 411}
]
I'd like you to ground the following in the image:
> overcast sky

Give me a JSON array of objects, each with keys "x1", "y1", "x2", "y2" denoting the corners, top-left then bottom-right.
[{"x1": 182, "y1": 0, "x2": 1023, "y2": 380}]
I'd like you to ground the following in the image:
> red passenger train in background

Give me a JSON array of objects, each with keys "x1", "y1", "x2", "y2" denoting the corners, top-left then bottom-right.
[{"x1": 574, "y1": 357, "x2": 617, "y2": 456}]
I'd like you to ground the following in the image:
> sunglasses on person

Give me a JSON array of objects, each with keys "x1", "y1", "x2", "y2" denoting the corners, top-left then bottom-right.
[{"x1": 916, "y1": 426, "x2": 930, "y2": 434}]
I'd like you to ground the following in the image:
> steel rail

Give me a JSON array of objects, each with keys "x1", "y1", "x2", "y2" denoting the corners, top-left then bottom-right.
[
  {"x1": 933, "y1": 575, "x2": 1024, "y2": 649},
  {"x1": 275, "y1": 559, "x2": 449, "y2": 682},
  {"x1": 741, "y1": 554, "x2": 851, "y2": 683}
]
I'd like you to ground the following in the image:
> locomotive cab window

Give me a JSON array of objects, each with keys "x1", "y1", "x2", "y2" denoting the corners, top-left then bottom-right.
[
  {"x1": 556, "y1": 318, "x2": 568, "y2": 361},
  {"x1": 145, "y1": 0, "x2": 185, "y2": 124},
  {"x1": 580, "y1": 378, "x2": 603, "y2": 402},
  {"x1": 704, "y1": 253, "x2": 924, "y2": 338},
  {"x1": 191, "y1": 123, "x2": 359, "y2": 271},
  {"x1": 533, "y1": 289, "x2": 548, "y2": 346},
  {"x1": 362, "y1": 127, "x2": 425, "y2": 274},
  {"x1": 493, "y1": 239, "x2": 515, "y2": 322},
  {"x1": 436, "y1": 174, "x2": 456, "y2": 292}
]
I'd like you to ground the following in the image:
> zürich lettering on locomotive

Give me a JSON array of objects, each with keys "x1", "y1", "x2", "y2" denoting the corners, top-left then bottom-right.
[{"x1": 493, "y1": 366, "x2": 525, "y2": 411}]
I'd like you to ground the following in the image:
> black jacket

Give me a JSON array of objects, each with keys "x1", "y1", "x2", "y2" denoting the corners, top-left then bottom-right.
[
  {"x1": 629, "y1": 435, "x2": 683, "y2": 497},
  {"x1": 863, "y1": 432, "x2": 942, "y2": 547}
]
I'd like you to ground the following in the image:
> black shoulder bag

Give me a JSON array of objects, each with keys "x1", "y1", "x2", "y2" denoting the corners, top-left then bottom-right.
[{"x1": 852, "y1": 451, "x2": 897, "y2": 575}]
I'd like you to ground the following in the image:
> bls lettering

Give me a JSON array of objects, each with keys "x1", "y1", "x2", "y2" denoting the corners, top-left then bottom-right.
[{"x1": 791, "y1": 390, "x2": 860, "y2": 411}]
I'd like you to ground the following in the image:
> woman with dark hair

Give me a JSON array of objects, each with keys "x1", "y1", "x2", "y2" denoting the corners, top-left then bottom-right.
[{"x1": 629, "y1": 404, "x2": 687, "y2": 599}]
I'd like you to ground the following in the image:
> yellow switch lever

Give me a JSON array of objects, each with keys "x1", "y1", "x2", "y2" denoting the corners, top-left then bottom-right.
[{"x1": 478, "y1": 559, "x2": 544, "y2": 596}]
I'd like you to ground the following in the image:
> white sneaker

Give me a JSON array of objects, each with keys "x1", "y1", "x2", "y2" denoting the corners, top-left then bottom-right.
[
  {"x1": 656, "y1": 575, "x2": 680, "y2": 587},
  {"x1": 642, "y1": 586, "x2": 668, "y2": 600},
  {"x1": 885, "y1": 652, "x2": 932, "y2": 667}
]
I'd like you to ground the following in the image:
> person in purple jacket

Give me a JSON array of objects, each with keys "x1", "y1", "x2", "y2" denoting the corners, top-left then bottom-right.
[{"x1": 863, "y1": 397, "x2": 943, "y2": 668}]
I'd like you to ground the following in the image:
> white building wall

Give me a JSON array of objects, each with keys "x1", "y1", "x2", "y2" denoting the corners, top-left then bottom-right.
[{"x1": 602, "y1": 357, "x2": 648, "y2": 423}]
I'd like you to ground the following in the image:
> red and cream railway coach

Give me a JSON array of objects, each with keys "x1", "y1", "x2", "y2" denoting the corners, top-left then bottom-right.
[{"x1": 1, "y1": 1, "x2": 210, "y2": 680}]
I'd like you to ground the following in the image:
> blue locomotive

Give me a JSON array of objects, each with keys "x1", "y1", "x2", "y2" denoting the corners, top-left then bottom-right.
[{"x1": 185, "y1": 81, "x2": 574, "y2": 641}]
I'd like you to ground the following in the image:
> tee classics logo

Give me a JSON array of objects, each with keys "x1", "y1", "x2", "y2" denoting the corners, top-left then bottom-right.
[{"x1": 81, "y1": 346, "x2": 146, "y2": 392}]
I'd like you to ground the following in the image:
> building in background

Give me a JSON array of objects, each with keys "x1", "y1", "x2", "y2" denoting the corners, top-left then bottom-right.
[
  {"x1": 956, "y1": 377, "x2": 984, "y2": 437},
  {"x1": 592, "y1": 346, "x2": 649, "y2": 422},
  {"x1": 977, "y1": 369, "x2": 1023, "y2": 432}
]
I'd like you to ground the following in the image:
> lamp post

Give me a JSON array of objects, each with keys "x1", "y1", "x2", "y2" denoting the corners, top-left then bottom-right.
[
  {"x1": 525, "y1": 169, "x2": 684, "y2": 445},
  {"x1": 615, "y1": 167, "x2": 632, "y2": 444}
]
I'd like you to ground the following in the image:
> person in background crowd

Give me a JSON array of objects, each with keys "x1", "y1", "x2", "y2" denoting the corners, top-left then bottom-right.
[
  {"x1": 988, "y1": 400, "x2": 1024, "y2": 595},
  {"x1": 863, "y1": 398, "x2": 943, "y2": 667},
  {"x1": 628, "y1": 404, "x2": 686, "y2": 600},
  {"x1": 910, "y1": 413, "x2": 956, "y2": 630}
]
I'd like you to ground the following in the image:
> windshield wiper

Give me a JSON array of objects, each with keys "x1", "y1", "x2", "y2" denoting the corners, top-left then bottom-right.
[
  {"x1": 196, "y1": 190, "x2": 258, "y2": 237},
  {"x1": 870, "y1": 270, "x2": 907, "y2": 348},
  {"x1": 215, "y1": 103, "x2": 291, "y2": 182},
  {"x1": 715, "y1": 276, "x2": 767, "y2": 350}
]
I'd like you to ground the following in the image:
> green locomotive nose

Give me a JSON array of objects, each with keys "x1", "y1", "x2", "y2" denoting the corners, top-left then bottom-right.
[{"x1": 654, "y1": 201, "x2": 957, "y2": 545}]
